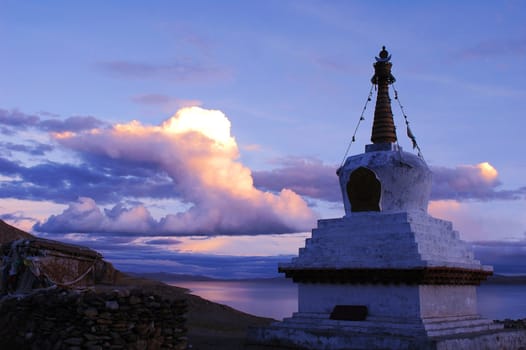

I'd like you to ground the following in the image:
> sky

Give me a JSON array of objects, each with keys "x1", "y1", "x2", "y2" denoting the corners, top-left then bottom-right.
[{"x1": 1, "y1": 0, "x2": 526, "y2": 278}]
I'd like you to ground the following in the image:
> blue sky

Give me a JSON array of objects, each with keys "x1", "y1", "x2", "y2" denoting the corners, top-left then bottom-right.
[{"x1": 1, "y1": 0, "x2": 525, "y2": 278}]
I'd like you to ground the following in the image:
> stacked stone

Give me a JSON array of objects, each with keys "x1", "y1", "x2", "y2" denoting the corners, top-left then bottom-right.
[
  {"x1": 496, "y1": 319, "x2": 526, "y2": 329},
  {"x1": 0, "y1": 288, "x2": 187, "y2": 350}
]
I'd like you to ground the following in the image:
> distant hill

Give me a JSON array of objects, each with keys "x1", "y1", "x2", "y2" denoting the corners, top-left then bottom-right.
[
  {"x1": 128, "y1": 272, "x2": 217, "y2": 282},
  {"x1": 128, "y1": 271, "x2": 288, "y2": 283},
  {"x1": 483, "y1": 274, "x2": 526, "y2": 285},
  {"x1": 0, "y1": 219, "x2": 33, "y2": 244},
  {"x1": 131, "y1": 270, "x2": 526, "y2": 285}
]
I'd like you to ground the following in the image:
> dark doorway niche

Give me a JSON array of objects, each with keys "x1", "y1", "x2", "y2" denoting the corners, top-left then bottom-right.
[
  {"x1": 330, "y1": 305, "x2": 368, "y2": 321},
  {"x1": 347, "y1": 167, "x2": 381, "y2": 212}
]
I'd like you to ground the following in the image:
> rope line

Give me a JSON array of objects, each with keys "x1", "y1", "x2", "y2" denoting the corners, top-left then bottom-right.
[
  {"x1": 43, "y1": 260, "x2": 97, "y2": 287},
  {"x1": 339, "y1": 84, "x2": 374, "y2": 168},
  {"x1": 392, "y1": 83, "x2": 425, "y2": 160}
]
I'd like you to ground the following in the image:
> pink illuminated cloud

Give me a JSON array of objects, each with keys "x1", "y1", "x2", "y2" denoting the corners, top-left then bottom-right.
[
  {"x1": 36, "y1": 107, "x2": 316, "y2": 236},
  {"x1": 428, "y1": 199, "x2": 526, "y2": 241}
]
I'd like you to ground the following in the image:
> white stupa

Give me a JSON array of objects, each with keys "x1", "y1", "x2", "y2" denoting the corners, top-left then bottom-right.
[{"x1": 249, "y1": 47, "x2": 526, "y2": 349}]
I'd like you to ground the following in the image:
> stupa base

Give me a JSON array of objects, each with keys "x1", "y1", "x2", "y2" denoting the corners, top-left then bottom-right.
[{"x1": 247, "y1": 314, "x2": 526, "y2": 349}]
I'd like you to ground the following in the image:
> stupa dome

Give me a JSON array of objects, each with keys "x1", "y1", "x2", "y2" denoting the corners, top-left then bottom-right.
[
  {"x1": 338, "y1": 144, "x2": 431, "y2": 214},
  {"x1": 338, "y1": 47, "x2": 432, "y2": 214}
]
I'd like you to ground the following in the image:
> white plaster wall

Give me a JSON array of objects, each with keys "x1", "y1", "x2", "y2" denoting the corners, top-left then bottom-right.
[
  {"x1": 419, "y1": 285, "x2": 478, "y2": 318},
  {"x1": 298, "y1": 283, "x2": 421, "y2": 318},
  {"x1": 298, "y1": 283, "x2": 479, "y2": 319}
]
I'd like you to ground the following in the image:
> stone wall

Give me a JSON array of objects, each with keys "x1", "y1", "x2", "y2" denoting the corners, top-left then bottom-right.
[{"x1": 0, "y1": 287, "x2": 187, "y2": 350}]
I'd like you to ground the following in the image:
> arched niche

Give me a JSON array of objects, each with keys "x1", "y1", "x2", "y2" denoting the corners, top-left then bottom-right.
[{"x1": 347, "y1": 167, "x2": 381, "y2": 212}]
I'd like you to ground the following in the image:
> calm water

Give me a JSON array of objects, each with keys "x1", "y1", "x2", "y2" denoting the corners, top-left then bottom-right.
[
  {"x1": 478, "y1": 284, "x2": 526, "y2": 320},
  {"x1": 170, "y1": 280, "x2": 526, "y2": 321},
  {"x1": 172, "y1": 279, "x2": 297, "y2": 320}
]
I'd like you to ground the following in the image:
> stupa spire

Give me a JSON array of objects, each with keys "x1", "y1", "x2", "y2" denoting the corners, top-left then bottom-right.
[{"x1": 370, "y1": 46, "x2": 397, "y2": 144}]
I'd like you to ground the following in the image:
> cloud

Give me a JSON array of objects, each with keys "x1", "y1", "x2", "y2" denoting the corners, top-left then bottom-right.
[
  {"x1": 472, "y1": 239, "x2": 526, "y2": 275},
  {"x1": 35, "y1": 197, "x2": 157, "y2": 234},
  {"x1": 39, "y1": 115, "x2": 106, "y2": 133},
  {"x1": 427, "y1": 200, "x2": 487, "y2": 241},
  {"x1": 253, "y1": 158, "x2": 526, "y2": 203},
  {"x1": 0, "y1": 209, "x2": 42, "y2": 233},
  {"x1": 431, "y1": 162, "x2": 526, "y2": 201},
  {"x1": 35, "y1": 107, "x2": 315, "y2": 236},
  {"x1": 0, "y1": 157, "x2": 23, "y2": 175},
  {"x1": 428, "y1": 198, "x2": 526, "y2": 242},
  {"x1": 44, "y1": 230, "x2": 298, "y2": 278},
  {"x1": 111, "y1": 251, "x2": 289, "y2": 279},
  {"x1": 117, "y1": 254, "x2": 289, "y2": 278},
  {"x1": 0, "y1": 108, "x2": 107, "y2": 135},
  {"x1": 97, "y1": 59, "x2": 230, "y2": 82},
  {"x1": 3, "y1": 106, "x2": 522, "y2": 237},
  {"x1": 144, "y1": 238, "x2": 182, "y2": 245},
  {"x1": 253, "y1": 157, "x2": 341, "y2": 202},
  {"x1": 0, "y1": 212, "x2": 37, "y2": 223},
  {"x1": 0, "y1": 141, "x2": 53, "y2": 156},
  {"x1": 0, "y1": 155, "x2": 177, "y2": 204},
  {"x1": 0, "y1": 109, "x2": 39, "y2": 134}
]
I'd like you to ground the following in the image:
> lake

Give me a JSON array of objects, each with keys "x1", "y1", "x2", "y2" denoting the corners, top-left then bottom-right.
[{"x1": 169, "y1": 279, "x2": 526, "y2": 321}]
